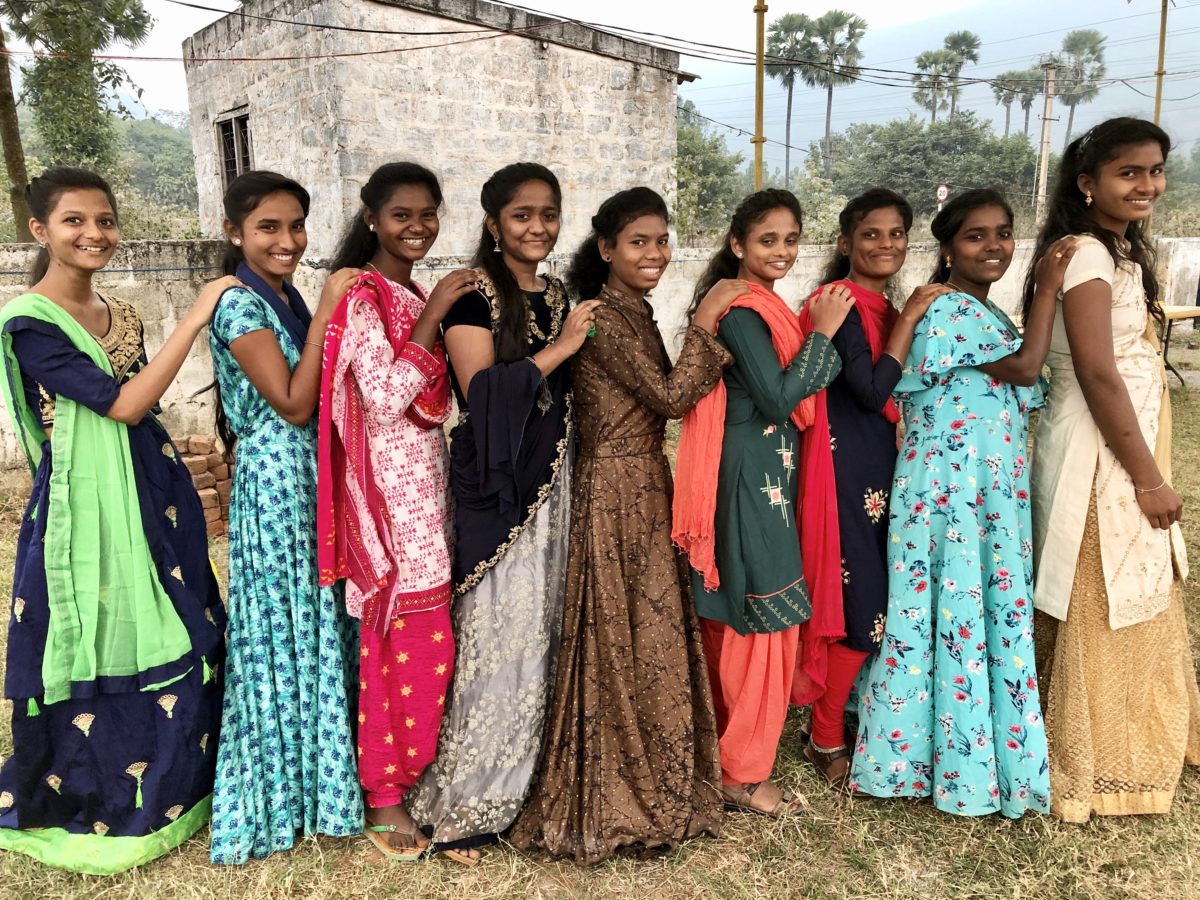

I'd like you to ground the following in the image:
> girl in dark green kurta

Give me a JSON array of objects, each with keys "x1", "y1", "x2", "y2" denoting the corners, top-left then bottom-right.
[{"x1": 675, "y1": 190, "x2": 854, "y2": 816}]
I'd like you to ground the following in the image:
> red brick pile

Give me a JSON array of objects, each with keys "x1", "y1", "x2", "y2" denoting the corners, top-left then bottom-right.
[{"x1": 178, "y1": 434, "x2": 232, "y2": 538}]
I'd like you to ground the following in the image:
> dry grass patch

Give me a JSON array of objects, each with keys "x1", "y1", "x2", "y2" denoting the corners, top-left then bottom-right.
[{"x1": 0, "y1": 391, "x2": 1197, "y2": 898}]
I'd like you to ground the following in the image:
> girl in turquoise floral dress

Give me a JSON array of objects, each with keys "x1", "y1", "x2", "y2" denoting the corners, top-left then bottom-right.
[
  {"x1": 206, "y1": 172, "x2": 363, "y2": 863},
  {"x1": 850, "y1": 190, "x2": 1076, "y2": 817}
]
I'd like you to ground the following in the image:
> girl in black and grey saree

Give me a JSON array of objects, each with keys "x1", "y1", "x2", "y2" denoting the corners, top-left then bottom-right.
[{"x1": 406, "y1": 163, "x2": 599, "y2": 865}]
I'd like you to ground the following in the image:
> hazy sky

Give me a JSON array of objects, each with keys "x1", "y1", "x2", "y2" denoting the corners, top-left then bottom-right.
[{"x1": 99, "y1": 0, "x2": 1200, "y2": 173}]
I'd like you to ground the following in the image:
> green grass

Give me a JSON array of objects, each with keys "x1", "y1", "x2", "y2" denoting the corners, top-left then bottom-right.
[{"x1": 0, "y1": 392, "x2": 1197, "y2": 899}]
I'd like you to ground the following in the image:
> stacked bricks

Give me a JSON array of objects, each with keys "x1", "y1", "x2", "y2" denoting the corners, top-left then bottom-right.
[{"x1": 179, "y1": 434, "x2": 232, "y2": 538}]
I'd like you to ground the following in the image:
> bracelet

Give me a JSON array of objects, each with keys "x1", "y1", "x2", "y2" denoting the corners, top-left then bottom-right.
[
  {"x1": 305, "y1": 340, "x2": 323, "y2": 349},
  {"x1": 1135, "y1": 479, "x2": 1167, "y2": 494}
]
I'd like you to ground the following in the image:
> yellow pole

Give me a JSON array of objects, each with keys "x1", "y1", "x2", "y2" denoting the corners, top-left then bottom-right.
[
  {"x1": 753, "y1": 2, "x2": 767, "y2": 189},
  {"x1": 1153, "y1": 0, "x2": 1167, "y2": 123}
]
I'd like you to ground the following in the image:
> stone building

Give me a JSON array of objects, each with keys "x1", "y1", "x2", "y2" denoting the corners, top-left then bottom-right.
[{"x1": 183, "y1": 0, "x2": 692, "y2": 259}]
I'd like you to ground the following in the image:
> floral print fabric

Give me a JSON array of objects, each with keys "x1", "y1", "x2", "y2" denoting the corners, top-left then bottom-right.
[
  {"x1": 850, "y1": 292, "x2": 1050, "y2": 818},
  {"x1": 208, "y1": 288, "x2": 363, "y2": 864}
]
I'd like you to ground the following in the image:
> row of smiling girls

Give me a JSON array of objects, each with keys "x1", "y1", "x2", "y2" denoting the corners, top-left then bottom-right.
[{"x1": 0, "y1": 114, "x2": 1196, "y2": 874}]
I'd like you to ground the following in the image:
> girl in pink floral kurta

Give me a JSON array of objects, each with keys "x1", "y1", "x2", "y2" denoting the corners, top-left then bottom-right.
[{"x1": 317, "y1": 162, "x2": 481, "y2": 858}]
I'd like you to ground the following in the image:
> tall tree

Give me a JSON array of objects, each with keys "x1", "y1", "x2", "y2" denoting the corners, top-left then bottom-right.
[
  {"x1": 766, "y1": 12, "x2": 813, "y2": 189},
  {"x1": 1017, "y1": 66, "x2": 1042, "y2": 137},
  {"x1": 991, "y1": 71, "x2": 1025, "y2": 138},
  {"x1": 0, "y1": 27, "x2": 30, "y2": 239},
  {"x1": 3, "y1": 0, "x2": 152, "y2": 171},
  {"x1": 943, "y1": 30, "x2": 981, "y2": 118},
  {"x1": 1056, "y1": 28, "x2": 1106, "y2": 149},
  {"x1": 795, "y1": 9, "x2": 866, "y2": 180},
  {"x1": 676, "y1": 100, "x2": 745, "y2": 237},
  {"x1": 912, "y1": 49, "x2": 959, "y2": 125}
]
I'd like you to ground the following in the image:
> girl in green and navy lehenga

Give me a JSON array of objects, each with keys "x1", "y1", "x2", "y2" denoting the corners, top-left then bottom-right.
[{"x1": 0, "y1": 168, "x2": 236, "y2": 873}]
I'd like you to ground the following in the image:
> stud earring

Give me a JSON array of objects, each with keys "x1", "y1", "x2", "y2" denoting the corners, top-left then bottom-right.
[
  {"x1": 734, "y1": 251, "x2": 743, "y2": 259},
  {"x1": 602, "y1": 256, "x2": 610, "y2": 262},
  {"x1": 232, "y1": 238, "x2": 242, "y2": 246},
  {"x1": 368, "y1": 223, "x2": 376, "y2": 232},
  {"x1": 1085, "y1": 190, "x2": 1093, "y2": 207}
]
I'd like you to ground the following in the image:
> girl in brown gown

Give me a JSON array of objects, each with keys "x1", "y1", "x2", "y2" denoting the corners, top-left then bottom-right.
[{"x1": 511, "y1": 188, "x2": 742, "y2": 863}]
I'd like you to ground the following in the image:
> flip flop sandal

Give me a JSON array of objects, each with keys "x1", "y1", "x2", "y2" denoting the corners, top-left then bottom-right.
[
  {"x1": 365, "y1": 823, "x2": 426, "y2": 862},
  {"x1": 721, "y1": 781, "x2": 805, "y2": 817},
  {"x1": 803, "y1": 742, "x2": 854, "y2": 795}
]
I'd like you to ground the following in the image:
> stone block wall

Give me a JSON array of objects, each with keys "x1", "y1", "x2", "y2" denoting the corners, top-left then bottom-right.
[
  {"x1": 184, "y1": 0, "x2": 683, "y2": 260},
  {"x1": 178, "y1": 434, "x2": 232, "y2": 537}
]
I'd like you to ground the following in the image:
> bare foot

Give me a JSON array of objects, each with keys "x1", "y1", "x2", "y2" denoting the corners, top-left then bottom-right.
[{"x1": 367, "y1": 803, "x2": 427, "y2": 853}]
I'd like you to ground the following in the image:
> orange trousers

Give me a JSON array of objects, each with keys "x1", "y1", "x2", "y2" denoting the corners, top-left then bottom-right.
[{"x1": 700, "y1": 617, "x2": 799, "y2": 786}]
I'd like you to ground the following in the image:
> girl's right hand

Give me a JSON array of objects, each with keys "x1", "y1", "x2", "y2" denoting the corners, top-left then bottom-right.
[
  {"x1": 1033, "y1": 236, "x2": 1078, "y2": 296},
  {"x1": 901, "y1": 284, "x2": 952, "y2": 323},
  {"x1": 1136, "y1": 481, "x2": 1183, "y2": 530},
  {"x1": 554, "y1": 299, "x2": 604, "y2": 355},
  {"x1": 807, "y1": 282, "x2": 856, "y2": 337},
  {"x1": 317, "y1": 267, "x2": 364, "y2": 320},
  {"x1": 192, "y1": 275, "x2": 244, "y2": 322}
]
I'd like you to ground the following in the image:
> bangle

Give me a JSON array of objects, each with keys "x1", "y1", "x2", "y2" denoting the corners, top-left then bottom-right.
[
  {"x1": 1135, "y1": 479, "x2": 1166, "y2": 494},
  {"x1": 305, "y1": 340, "x2": 323, "y2": 349}
]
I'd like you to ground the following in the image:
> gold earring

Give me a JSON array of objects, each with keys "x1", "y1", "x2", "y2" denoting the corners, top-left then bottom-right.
[
  {"x1": 945, "y1": 256, "x2": 952, "y2": 267},
  {"x1": 1085, "y1": 190, "x2": 1093, "y2": 207}
]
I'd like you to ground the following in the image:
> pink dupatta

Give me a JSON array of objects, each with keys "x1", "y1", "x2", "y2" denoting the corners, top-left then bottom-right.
[{"x1": 317, "y1": 271, "x2": 450, "y2": 633}]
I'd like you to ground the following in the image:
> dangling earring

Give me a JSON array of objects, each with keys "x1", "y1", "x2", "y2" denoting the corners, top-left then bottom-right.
[
  {"x1": 492, "y1": 233, "x2": 501, "y2": 254},
  {"x1": 1085, "y1": 190, "x2": 1093, "y2": 207},
  {"x1": 368, "y1": 223, "x2": 376, "y2": 232},
  {"x1": 945, "y1": 256, "x2": 952, "y2": 267}
]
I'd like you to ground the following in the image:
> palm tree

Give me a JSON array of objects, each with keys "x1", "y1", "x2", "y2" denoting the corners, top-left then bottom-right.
[
  {"x1": 912, "y1": 49, "x2": 959, "y2": 125},
  {"x1": 1057, "y1": 29, "x2": 1106, "y2": 149},
  {"x1": 991, "y1": 71, "x2": 1025, "y2": 137},
  {"x1": 794, "y1": 9, "x2": 867, "y2": 179},
  {"x1": 1016, "y1": 66, "x2": 1042, "y2": 137},
  {"x1": 766, "y1": 13, "x2": 813, "y2": 189},
  {"x1": 943, "y1": 30, "x2": 981, "y2": 118}
]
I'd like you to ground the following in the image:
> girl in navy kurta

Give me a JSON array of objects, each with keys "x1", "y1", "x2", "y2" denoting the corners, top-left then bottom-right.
[{"x1": 795, "y1": 189, "x2": 949, "y2": 792}]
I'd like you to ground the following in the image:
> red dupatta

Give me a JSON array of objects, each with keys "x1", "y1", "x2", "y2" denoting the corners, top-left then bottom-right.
[
  {"x1": 673, "y1": 282, "x2": 816, "y2": 591},
  {"x1": 792, "y1": 278, "x2": 899, "y2": 704},
  {"x1": 316, "y1": 271, "x2": 450, "y2": 633}
]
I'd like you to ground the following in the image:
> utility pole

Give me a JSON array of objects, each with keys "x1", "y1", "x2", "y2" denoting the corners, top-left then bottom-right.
[
  {"x1": 752, "y1": 2, "x2": 767, "y2": 189},
  {"x1": 1035, "y1": 60, "x2": 1059, "y2": 225},
  {"x1": 1153, "y1": 0, "x2": 1168, "y2": 123}
]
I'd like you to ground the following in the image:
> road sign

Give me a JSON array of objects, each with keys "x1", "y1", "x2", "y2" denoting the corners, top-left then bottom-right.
[{"x1": 936, "y1": 183, "x2": 949, "y2": 202}]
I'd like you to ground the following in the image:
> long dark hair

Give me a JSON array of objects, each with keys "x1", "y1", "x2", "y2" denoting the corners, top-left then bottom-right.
[
  {"x1": 929, "y1": 188, "x2": 1015, "y2": 283},
  {"x1": 220, "y1": 170, "x2": 310, "y2": 276},
  {"x1": 1022, "y1": 116, "x2": 1170, "y2": 322},
  {"x1": 212, "y1": 170, "x2": 311, "y2": 460},
  {"x1": 567, "y1": 186, "x2": 669, "y2": 300},
  {"x1": 26, "y1": 166, "x2": 119, "y2": 284},
  {"x1": 689, "y1": 188, "x2": 803, "y2": 317},
  {"x1": 331, "y1": 162, "x2": 443, "y2": 270},
  {"x1": 475, "y1": 162, "x2": 562, "y2": 363},
  {"x1": 819, "y1": 187, "x2": 913, "y2": 285}
]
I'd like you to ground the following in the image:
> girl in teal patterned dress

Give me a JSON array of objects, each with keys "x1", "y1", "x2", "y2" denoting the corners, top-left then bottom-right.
[
  {"x1": 206, "y1": 172, "x2": 363, "y2": 863},
  {"x1": 850, "y1": 190, "x2": 1075, "y2": 817}
]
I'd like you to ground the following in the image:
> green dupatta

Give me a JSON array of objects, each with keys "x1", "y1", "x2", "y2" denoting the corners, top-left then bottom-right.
[{"x1": 0, "y1": 293, "x2": 191, "y2": 705}]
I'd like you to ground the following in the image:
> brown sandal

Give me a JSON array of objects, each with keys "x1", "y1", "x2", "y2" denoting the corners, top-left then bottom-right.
[
  {"x1": 721, "y1": 781, "x2": 805, "y2": 817},
  {"x1": 800, "y1": 719, "x2": 860, "y2": 751},
  {"x1": 804, "y1": 742, "x2": 853, "y2": 794}
]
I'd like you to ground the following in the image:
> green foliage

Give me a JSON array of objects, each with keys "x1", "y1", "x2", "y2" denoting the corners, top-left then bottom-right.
[
  {"x1": 121, "y1": 117, "x2": 197, "y2": 209},
  {"x1": 3, "y1": 0, "x2": 152, "y2": 171},
  {"x1": 942, "y1": 30, "x2": 981, "y2": 117},
  {"x1": 911, "y1": 49, "x2": 960, "y2": 124},
  {"x1": 816, "y1": 112, "x2": 1038, "y2": 224},
  {"x1": 1053, "y1": 29, "x2": 1106, "y2": 147},
  {"x1": 675, "y1": 101, "x2": 745, "y2": 240}
]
